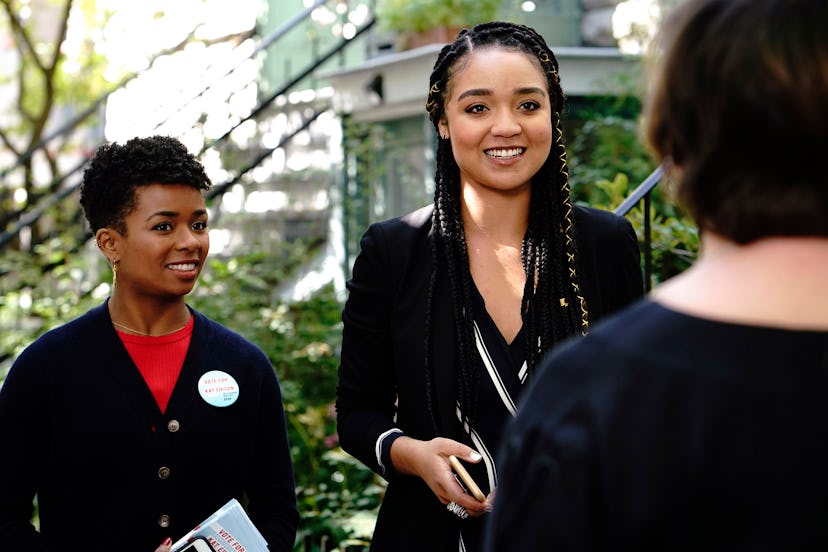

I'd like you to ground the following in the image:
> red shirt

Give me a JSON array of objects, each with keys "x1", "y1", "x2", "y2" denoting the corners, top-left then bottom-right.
[{"x1": 116, "y1": 316, "x2": 194, "y2": 413}]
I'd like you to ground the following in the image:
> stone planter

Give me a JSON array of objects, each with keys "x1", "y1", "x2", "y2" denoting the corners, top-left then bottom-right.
[{"x1": 401, "y1": 26, "x2": 465, "y2": 49}]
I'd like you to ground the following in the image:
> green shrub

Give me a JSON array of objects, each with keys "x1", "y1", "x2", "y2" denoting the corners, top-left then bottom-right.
[
  {"x1": 566, "y1": 97, "x2": 700, "y2": 286},
  {"x1": 376, "y1": 0, "x2": 501, "y2": 34}
]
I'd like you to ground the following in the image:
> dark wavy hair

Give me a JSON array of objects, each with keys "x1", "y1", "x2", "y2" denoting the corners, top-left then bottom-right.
[
  {"x1": 422, "y1": 21, "x2": 588, "y2": 431},
  {"x1": 645, "y1": 0, "x2": 828, "y2": 243},
  {"x1": 80, "y1": 135, "x2": 212, "y2": 235}
]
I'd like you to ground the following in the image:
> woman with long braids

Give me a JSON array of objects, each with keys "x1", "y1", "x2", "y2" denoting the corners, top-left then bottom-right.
[{"x1": 336, "y1": 22, "x2": 643, "y2": 551}]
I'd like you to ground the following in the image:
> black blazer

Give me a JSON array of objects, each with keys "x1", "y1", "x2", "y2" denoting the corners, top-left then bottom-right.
[{"x1": 336, "y1": 204, "x2": 643, "y2": 551}]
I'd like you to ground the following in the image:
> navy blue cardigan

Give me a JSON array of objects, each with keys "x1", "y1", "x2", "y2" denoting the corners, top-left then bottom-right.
[{"x1": 0, "y1": 302, "x2": 298, "y2": 551}]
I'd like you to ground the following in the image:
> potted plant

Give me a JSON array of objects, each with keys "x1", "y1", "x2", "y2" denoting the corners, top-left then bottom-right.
[{"x1": 376, "y1": 0, "x2": 503, "y2": 50}]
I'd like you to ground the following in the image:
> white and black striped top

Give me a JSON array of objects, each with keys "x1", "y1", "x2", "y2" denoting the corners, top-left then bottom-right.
[{"x1": 455, "y1": 282, "x2": 528, "y2": 552}]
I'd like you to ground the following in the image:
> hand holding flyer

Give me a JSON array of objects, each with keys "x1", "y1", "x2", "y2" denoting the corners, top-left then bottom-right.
[{"x1": 171, "y1": 498, "x2": 268, "y2": 552}]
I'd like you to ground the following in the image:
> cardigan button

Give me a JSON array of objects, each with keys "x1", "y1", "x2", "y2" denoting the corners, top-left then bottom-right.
[
  {"x1": 158, "y1": 466, "x2": 171, "y2": 479},
  {"x1": 167, "y1": 419, "x2": 180, "y2": 433},
  {"x1": 158, "y1": 514, "x2": 170, "y2": 528}
]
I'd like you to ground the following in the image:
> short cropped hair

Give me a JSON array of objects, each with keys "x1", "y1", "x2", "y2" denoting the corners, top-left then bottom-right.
[
  {"x1": 645, "y1": 0, "x2": 828, "y2": 243},
  {"x1": 80, "y1": 135, "x2": 212, "y2": 235}
]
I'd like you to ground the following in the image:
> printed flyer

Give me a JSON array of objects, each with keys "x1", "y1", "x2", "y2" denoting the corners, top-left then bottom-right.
[{"x1": 171, "y1": 498, "x2": 268, "y2": 552}]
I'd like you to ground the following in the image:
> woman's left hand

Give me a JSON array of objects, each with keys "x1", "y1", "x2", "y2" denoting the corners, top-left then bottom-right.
[{"x1": 390, "y1": 436, "x2": 493, "y2": 517}]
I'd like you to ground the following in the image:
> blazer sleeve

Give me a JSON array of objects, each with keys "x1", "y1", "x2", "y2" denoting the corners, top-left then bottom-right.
[
  {"x1": 336, "y1": 220, "x2": 406, "y2": 477},
  {"x1": 605, "y1": 211, "x2": 645, "y2": 314}
]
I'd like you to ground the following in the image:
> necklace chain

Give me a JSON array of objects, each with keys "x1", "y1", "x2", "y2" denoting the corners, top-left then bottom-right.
[{"x1": 112, "y1": 319, "x2": 189, "y2": 337}]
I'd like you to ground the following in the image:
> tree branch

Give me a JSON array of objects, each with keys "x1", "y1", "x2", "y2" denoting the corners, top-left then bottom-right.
[
  {"x1": 45, "y1": 0, "x2": 73, "y2": 74},
  {"x1": 1, "y1": 0, "x2": 46, "y2": 73},
  {"x1": 0, "y1": 124, "x2": 22, "y2": 157},
  {"x1": 27, "y1": 0, "x2": 74, "y2": 151}
]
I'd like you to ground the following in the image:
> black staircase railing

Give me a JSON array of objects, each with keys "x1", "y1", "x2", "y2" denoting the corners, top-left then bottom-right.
[
  {"x1": 156, "y1": 0, "x2": 331, "y2": 139},
  {"x1": 613, "y1": 164, "x2": 665, "y2": 291},
  {"x1": 201, "y1": 17, "x2": 376, "y2": 160},
  {"x1": 208, "y1": 110, "x2": 324, "y2": 201},
  {"x1": 0, "y1": 0, "x2": 376, "y2": 249}
]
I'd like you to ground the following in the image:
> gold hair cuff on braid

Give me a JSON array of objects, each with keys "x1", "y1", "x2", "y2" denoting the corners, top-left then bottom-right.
[
  {"x1": 425, "y1": 83, "x2": 441, "y2": 113},
  {"x1": 555, "y1": 125, "x2": 568, "y2": 176},
  {"x1": 537, "y1": 52, "x2": 559, "y2": 79}
]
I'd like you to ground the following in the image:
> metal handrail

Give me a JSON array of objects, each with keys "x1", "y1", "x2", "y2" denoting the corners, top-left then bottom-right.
[
  {"x1": 613, "y1": 164, "x2": 665, "y2": 291},
  {"x1": 206, "y1": 110, "x2": 324, "y2": 200},
  {"x1": 152, "y1": 0, "x2": 330, "y2": 138},
  {"x1": 200, "y1": 16, "x2": 376, "y2": 157},
  {"x1": 0, "y1": 158, "x2": 87, "y2": 247},
  {"x1": 613, "y1": 164, "x2": 664, "y2": 217}
]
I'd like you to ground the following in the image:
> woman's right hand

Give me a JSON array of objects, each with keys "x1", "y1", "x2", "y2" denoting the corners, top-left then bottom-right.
[
  {"x1": 154, "y1": 537, "x2": 172, "y2": 552},
  {"x1": 389, "y1": 436, "x2": 493, "y2": 517}
]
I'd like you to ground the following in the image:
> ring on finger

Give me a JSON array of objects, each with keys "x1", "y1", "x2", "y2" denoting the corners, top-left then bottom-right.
[{"x1": 446, "y1": 501, "x2": 469, "y2": 520}]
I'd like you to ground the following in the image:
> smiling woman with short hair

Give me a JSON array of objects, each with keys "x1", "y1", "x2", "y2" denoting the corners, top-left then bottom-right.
[{"x1": 0, "y1": 135, "x2": 299, "y2": 552}]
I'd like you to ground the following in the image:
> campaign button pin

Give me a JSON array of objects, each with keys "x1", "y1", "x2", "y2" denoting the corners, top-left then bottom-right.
[{"x1": 198, "y1": 370, "x2": 239, "y2": 407}]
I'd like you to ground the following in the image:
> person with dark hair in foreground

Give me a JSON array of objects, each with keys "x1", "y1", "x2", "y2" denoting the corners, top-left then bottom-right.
[
  {"x1": 0, "y1": 135, "x2": 299, "y2": 551},
  {"x1": 336, "y1": 21, "x2": 643, "y2": 551},
  {"x1": 485, "y1": 1, "x2": 828, "y2": 550}
]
